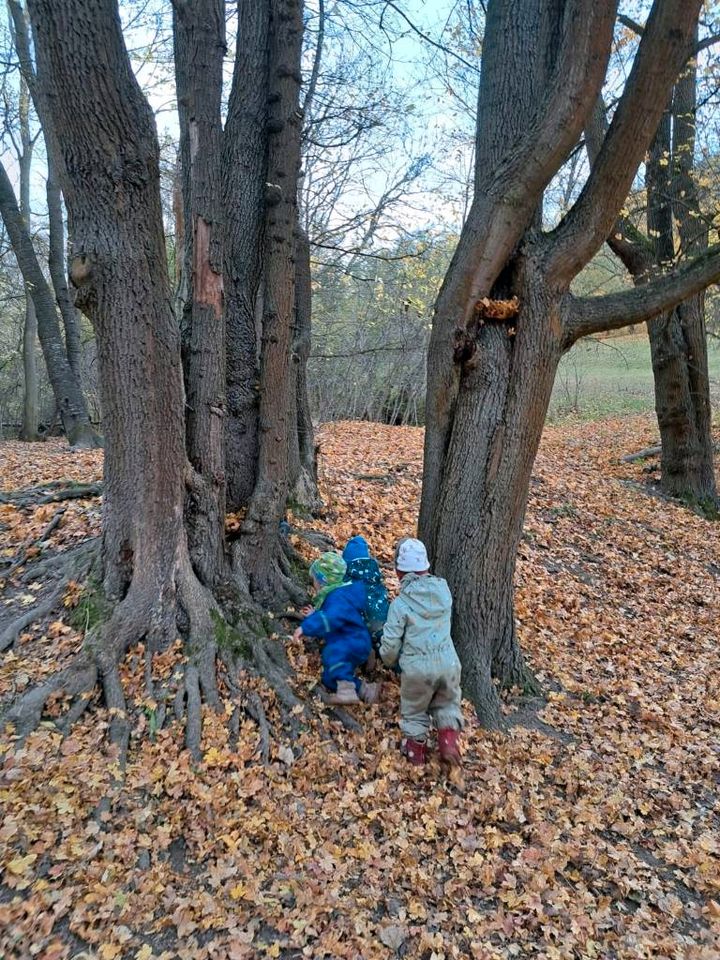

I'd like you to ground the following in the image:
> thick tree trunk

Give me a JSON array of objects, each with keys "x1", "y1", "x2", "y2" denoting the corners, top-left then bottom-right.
[
  {"x1": 25, "y1": 0, "x2": 220, "y2": 755},
  {"x1": 240, "y1": 0, "x2": 305, "y2": 597},
  {"x1": 432, "y1": 262, "x2": 559, "y2": 725},
  {"x1": 648, "y1": 300, "x2": 716, "y2": 499},
  {"x1": 223, "y1": 0, "x2": 269, "y2": 510},
  {"x1": 0, "y1": 159, "x2": 98, "y2": 448},
  {"x1": 289, "y1": 226, "x2": 319, "y2": 510},
  {"x1": 174, "y1": 0, "x2": 227, "y2": 586}
]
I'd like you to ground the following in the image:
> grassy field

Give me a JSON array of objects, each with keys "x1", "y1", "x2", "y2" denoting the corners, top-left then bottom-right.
[{"x1": 548, "y1": 332, "x2": 720, "y2": 421}]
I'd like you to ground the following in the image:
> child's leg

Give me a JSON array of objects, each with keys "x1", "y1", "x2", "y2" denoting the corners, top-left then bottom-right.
[
  {"x1": 428, "y1": 666, "x2": 463, "y2": 730},
  {"x1": 399, "y1": 671, "x2": 434, "y2": 742},
  {"x1": 321, "y1": 643, "x2": 362, "y2": 693},
  {"x1": 429, "y1": 667, "x2": 463, "y2": 764}
]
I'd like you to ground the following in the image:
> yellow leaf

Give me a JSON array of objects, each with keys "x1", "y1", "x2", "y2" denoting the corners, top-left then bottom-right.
[
  {"x1": 6, "y1": 854, "x2": 37, "y2": 875},
  {"x1": 99, "y1": 945, "x2": 122, "y2": 960},
  {"x1": 135, "y1": 946, "x2": 153, "y2": 960},
  {"x1": 229, "y1": 883, "x2": 247, "y2": 900},
  {"x1": 266, "y1": 944, "x2": 280, "y2": 959}
]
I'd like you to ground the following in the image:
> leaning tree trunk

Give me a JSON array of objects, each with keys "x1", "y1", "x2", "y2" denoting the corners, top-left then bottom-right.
[
  {"x1": 420, "y1": 0, "x2": 705, "y2": 728},
  {"x1": 9, "y1": 0, "x2": 92, "y2": 434},
  {"x1": 0, "y1": 159, "x2": 98, "y2": 448},
  {"x1": 174, "y1": 0, "x2": 227, "y2": 586},
  {"x1": 239, "y1": 0, "x2": 305, "y2": 599},
  {"x1": 223, "y1": 0, "x2": 270, "y2": 510}
]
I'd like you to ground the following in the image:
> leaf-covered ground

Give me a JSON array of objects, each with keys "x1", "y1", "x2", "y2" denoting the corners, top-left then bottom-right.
[{"x1": 1, "y1": 416, "x2": 718, "y2": 960}]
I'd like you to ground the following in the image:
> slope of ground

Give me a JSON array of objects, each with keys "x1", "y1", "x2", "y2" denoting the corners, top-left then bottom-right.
[{"x1": 0, "y1": 416, "x2": 718, "y2": 960}]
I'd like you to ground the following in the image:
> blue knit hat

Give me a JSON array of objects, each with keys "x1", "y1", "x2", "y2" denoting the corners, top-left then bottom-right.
[{"x1": 342, "y1": 535, "x2": 370, "y2": 563}]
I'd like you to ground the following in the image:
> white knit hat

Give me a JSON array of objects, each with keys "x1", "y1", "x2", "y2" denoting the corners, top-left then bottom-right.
[{"x1": 395, "y1": 538, "x2": 430, "y2": 573}]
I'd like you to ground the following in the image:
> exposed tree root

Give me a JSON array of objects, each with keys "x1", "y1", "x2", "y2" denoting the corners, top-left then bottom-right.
[
  {"x1": 3, "y1": 507, "x2": 66, "y2": 574},
  {"x1": 0, "y1": 481, "x2": 102, "y2": 507},
  {"x1": 0, "y1": 540, "x2": 97, "y2": 653},
  {"x1": 1, "y1": 538, "x2": 364, "y2": 762},
  {"x1": 0, "y1": 584, "x2": 67, "y2": 652}
]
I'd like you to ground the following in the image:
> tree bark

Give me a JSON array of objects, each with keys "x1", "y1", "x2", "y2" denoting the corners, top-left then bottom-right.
[
  {"x1": 173, "y1": 0, "x2": 227, "y2": 586},
  {"x1": 647, "y1": 47, "x2": 716, "y2": 501},
  {"x1": 420, "y1": 0, "x2": 618, "y2": 541},
  {"x1": 223, "y1": 0, "x2": 270, "y2": 510},
  {"x1": 240, "y1": 0, "x2": 305, "y2": 597}
]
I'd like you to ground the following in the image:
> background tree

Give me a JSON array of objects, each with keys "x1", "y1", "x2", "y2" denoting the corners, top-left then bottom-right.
[{"x1": 586, "y1": 20, "x2": 718, "y2": 503}]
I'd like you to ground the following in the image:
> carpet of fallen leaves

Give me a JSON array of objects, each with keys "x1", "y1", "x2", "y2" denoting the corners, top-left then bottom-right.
[{"x1": 1, "y1": 416, "x2": 719, "y2": 960}]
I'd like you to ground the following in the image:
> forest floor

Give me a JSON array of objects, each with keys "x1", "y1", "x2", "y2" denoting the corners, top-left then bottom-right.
[{"x1": 0, "y1": 415, "x2": 719, "y2": 960}]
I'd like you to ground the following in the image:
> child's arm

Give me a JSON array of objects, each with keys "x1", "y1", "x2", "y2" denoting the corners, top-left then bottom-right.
[
  {"x1": 378, "y1": 598, "x2": 406, "y2": 666},
  {"x1": 297, "y1": 591, "x2": 349, "y2": 640}
]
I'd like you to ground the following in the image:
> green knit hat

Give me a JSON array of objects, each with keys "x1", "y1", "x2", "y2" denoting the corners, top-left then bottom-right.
[
  {"x1": 310, "y1": 551, "x2": 347, "y2": 586},
  {"x1": 309, "y1": 552, "x2": 347, "y2": 609}
]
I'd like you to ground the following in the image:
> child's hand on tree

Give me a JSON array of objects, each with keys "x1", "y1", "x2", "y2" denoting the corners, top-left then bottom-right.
[
  {"x1": 293, "y1": 627, "x2": 304, "y2": 643},
  {"x1": 300, "y1": 605, "x2": 313, "y2": 617}
]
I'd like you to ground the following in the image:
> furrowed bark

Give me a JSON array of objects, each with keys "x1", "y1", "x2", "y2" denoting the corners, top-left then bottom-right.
[
  {"x1": 173, "y1": 0, "x2": 227, "y2": 585},
  {"x1": 585, "y1": 68, "x2": 717, "y2": 501},
  {"x1": 240, "y1": 0, "x2": 305, "y2": 598},
  {"x1": 223, "y1": 0, "x2": 270, "y2": 510},
  {"x1": 23, "y1": 0, "x2": 224, "y2": 759}
]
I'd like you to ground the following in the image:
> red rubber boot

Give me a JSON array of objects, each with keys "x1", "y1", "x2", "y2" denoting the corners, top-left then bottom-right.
[
  {"x1": 438, "y1": 728, "x2": 461, "y2": 766},
  {"x1": 402, "y1": 738, "x2": 427, "y2": 766}
]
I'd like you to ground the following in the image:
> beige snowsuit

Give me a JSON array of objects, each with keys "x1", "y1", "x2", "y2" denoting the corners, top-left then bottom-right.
[{"x1": 379, "y1": 573, "x2": 463, "y2": 740}]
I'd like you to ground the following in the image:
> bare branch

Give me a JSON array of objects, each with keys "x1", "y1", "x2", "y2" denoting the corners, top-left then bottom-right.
[
  {"x1": 565, "y1": 246, "x2": 720, "y2": 343},
  {"x1": 546, "y1": 0, "x2": 702, "y2": 286}
]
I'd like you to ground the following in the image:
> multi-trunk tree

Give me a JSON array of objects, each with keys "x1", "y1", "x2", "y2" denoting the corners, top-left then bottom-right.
[
  {"x1": 4, "y1": 0, "x2": 313, "y2": 758},
  {"x1": 420, "y1": 0, "x2": 720, "y2": 727}
]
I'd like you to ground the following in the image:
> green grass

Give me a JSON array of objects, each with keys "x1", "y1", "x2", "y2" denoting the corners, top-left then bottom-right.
[{"x1": 548, "y1": 335, "x2": 720, "y2": 422}]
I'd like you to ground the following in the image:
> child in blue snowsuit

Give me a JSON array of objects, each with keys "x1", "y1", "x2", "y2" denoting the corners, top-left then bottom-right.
[
  {"x1": 342, "y1": 535, "x2": 390, "y2": 652},
  {"x1": 294, "y1": 552, "x2": 380, "y2": 705}
]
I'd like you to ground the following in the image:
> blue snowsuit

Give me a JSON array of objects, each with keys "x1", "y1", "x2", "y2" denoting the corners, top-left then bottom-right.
[
  {"x1": 342, "y1": 536, "x2": 390, "y2": 650},
  {"x1": 300, "y1": 581, "x2": 372, "y2": 693}
]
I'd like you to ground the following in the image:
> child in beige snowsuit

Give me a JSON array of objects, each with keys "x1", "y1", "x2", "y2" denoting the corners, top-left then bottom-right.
[{"x1": 379, "y1": 538, "x2": 463, "y2": 766}]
